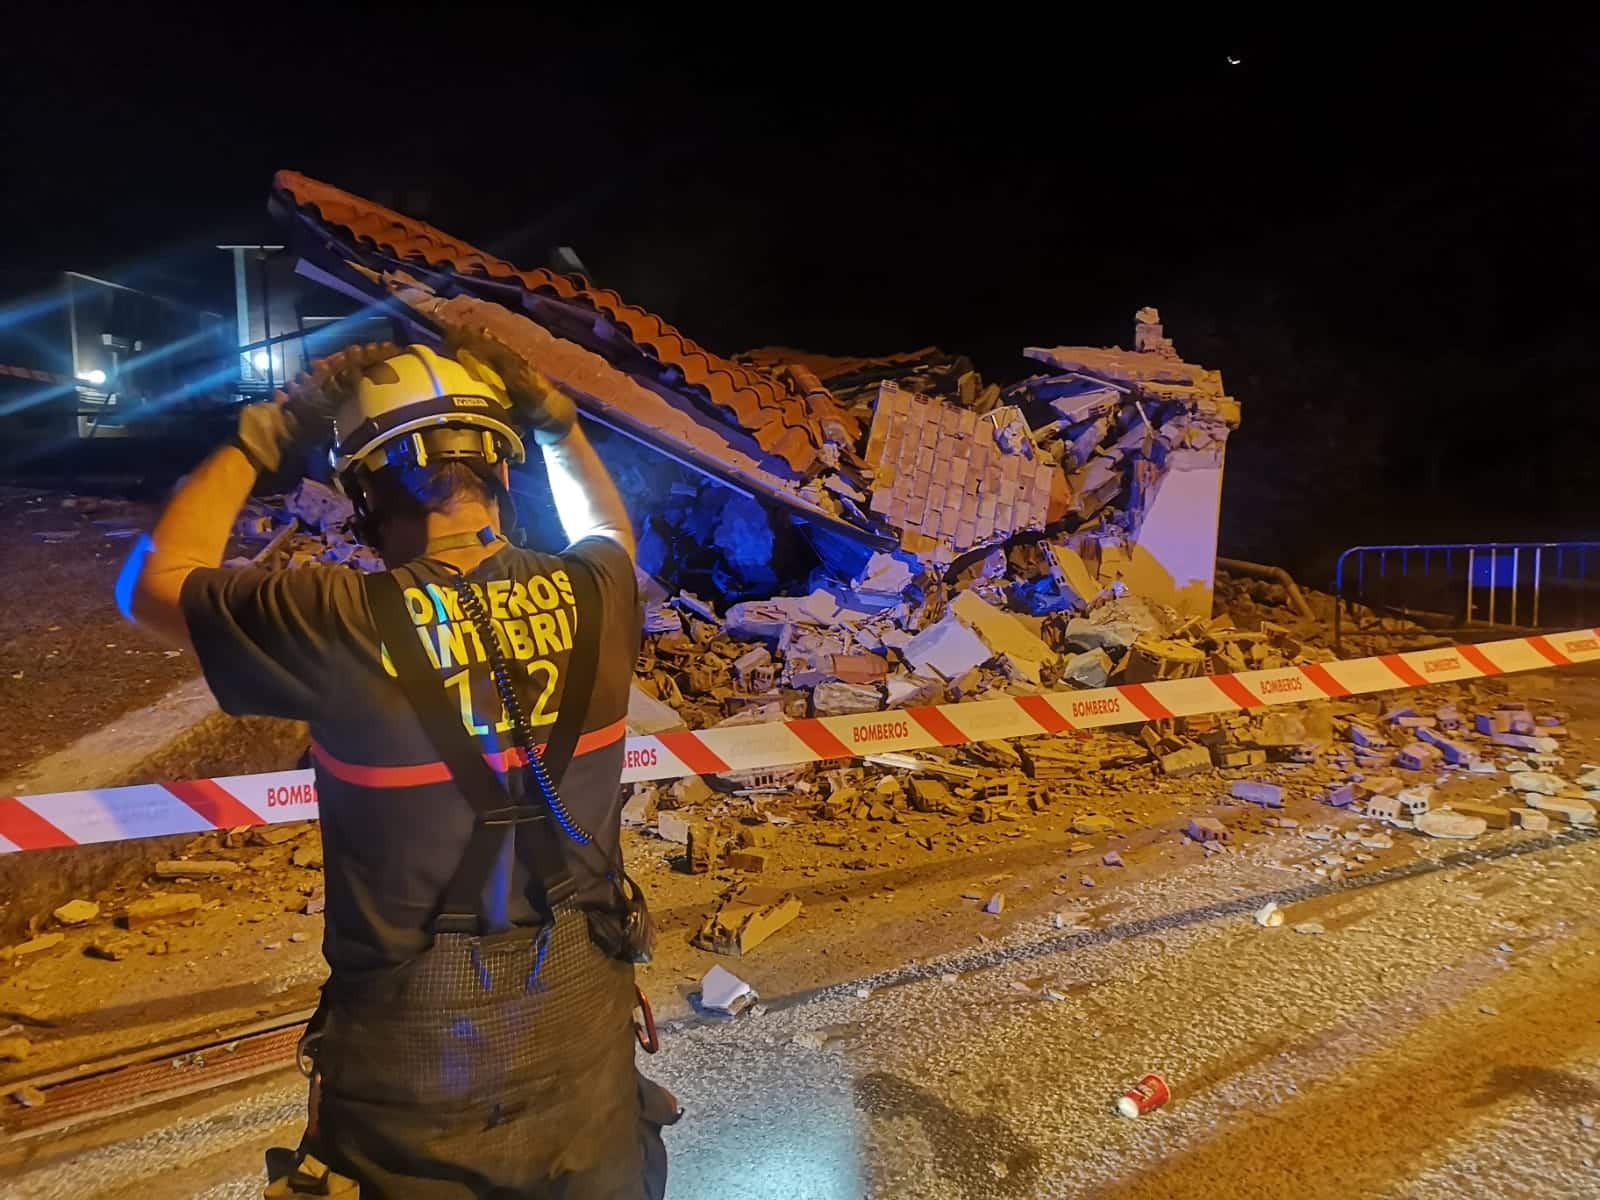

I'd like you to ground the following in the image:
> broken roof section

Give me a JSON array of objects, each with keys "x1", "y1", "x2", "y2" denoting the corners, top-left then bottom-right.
[
  {"x1": 269, "y1": 173, "x2": 1238, "y2": 590},
  {"x1": 272, "y1": 171, "x2": 853, "y2": 476}
]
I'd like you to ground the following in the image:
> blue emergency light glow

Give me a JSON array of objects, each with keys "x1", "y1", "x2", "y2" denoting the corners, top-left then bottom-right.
[{"x1": 114, "y1": 533, "x2": 155, "y2": 623}]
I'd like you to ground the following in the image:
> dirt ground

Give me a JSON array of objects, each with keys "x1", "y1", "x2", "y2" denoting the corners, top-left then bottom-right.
[
  {"x1": 2, "y1": 666, "x2": 1596, "y2": 1095},
  {"x1": 0, "y1": 487, "x2": 197, "y2": 775}
]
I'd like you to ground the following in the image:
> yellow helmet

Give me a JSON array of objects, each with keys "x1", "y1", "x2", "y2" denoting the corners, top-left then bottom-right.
[{"x1": 330, "y1": 343, "x2": 526, "y2": 475}]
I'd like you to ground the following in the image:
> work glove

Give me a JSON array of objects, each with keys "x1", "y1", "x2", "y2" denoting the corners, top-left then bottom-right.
[
  {"x1": 435, "y1": 297, "x2": 579, "y2": 446},
  {"x1": 231, "y1": 342, "x2": 399, "y2": 475}
]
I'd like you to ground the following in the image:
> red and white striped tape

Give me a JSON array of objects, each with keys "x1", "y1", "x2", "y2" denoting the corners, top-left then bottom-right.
[{"x1": 5, "y1": 627, "x2": 1598, "y2": 853}]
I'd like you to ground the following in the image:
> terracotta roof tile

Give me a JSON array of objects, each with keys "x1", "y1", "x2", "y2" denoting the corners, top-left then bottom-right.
[{"x1": 272, "y1": 171, "x2": 852, "y2": 475}]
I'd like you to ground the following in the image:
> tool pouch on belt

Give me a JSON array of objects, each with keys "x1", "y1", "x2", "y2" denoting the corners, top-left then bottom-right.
[{"x1": 586, "y1": 864, "x2": 655, "y2": 964}]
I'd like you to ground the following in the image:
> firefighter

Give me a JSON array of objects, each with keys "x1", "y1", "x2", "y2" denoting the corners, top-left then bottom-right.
[{"x1": 119, "y1": 329, "x2": 677, "y2": 1198}]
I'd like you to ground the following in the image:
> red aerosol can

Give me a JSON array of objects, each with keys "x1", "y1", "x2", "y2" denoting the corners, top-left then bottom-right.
[{"x1": 1116, "y1": 1072, "x2": 1171, "y2": 1118}]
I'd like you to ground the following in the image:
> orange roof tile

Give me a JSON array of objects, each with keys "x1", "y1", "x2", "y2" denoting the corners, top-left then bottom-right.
[{"x1": 272, "y1": 171, "x2": 848, "y2": 474}]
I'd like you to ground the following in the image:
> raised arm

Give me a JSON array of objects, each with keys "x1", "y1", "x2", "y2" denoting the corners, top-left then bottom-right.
[
  {"x1": 540, "y1": 423, "x2": 635, "y2": 560},
  {"x1": 117, "y1": 446, "x2": 258, "y2": 649},
  {"x1": 117, "y1": 344, "x2": 384, "y2": 647}
]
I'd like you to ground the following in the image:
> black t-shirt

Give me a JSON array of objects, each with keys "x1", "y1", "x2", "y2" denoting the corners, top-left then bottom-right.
[{"x1": 180, "y1": 538, "x2": 640, "y2": 980}]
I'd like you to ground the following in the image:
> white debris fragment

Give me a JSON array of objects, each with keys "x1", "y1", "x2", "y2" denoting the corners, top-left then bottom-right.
[
  {"x1": 699, "y1": 965, "x2": 758, "y2": 1015},
  {"x1": 1509, "y1": 771, "x2": 1569, "y2": 796},
  {"x1": 1416, "y1": 809, "x2": 1488, "y2": 839},
  {"x1": 1254, "y1": 901, "x2": 1284, "y2": 928}
]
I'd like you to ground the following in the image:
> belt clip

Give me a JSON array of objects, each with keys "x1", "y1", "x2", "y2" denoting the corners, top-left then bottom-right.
[{"x1": 634, "y1": 985, "x2": 660, "y2": 1054}]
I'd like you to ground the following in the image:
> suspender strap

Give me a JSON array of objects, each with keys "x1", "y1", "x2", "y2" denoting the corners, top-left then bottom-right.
[
  {"x1": 534, "y1": 557, "x2": 602, "y2": 784},
  {"x1": 362, "y1": 561, "x2": 597, "y2": 930},
  {"x1": 432, "y1": 556, "x2": 604, "y2": 927}
]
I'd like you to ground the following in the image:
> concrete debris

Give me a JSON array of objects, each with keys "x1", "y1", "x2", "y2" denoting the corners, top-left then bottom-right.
[
  {"x1": 853, "y1": 552, "x2": 915, "y2": 597},
  {"x1": 6, "y1": 932, "x2": 64, "y2": 959},
  {"x1": 283, "y1": 479, "x2": 353, "y2": 532},
  {"x1": 812, "y1": 680, "x2": 883, "y2": 716},
  {"x1": 123, "y1": 893, "x2": 203, "y2": 930},
  {"x1": 291, "y1": 844, "x2": 323, "y2": 869},
  {"x1": 726, "y1": 849, "x2": 770, "y2": 873},
  {"x1": 686, "y1": 822, "x2": 719, "y2": 874},
  {"x1": 982, "y1": 892, "x2": 1005, "y2": 915},
  {"x1": 901, "y1": 613, "x2": 992, "y2": 682},
  {"x1": 1253, "y1": 901, "x2": 1284, "y2": 928},
  {"x1": 229, "y1": 483, "x2": 381, "y2": 573},
  {"x1": 628, "y1": 683, "x2": 689, "y2": 736},
  {"x1": 1509, "y1": 771, "x2": 1570, "y2": 796},
  {"x1": 948, "y1": 592, "x2": 1058, "y2": 683},
  {"x1": 1444, "y1": 800, "x2": 1513, "y2": 830},
  {"x1": 692, "y1": 886, "x2": 803, "y2": 956},
  {"x1": 1062, "y1": 649, "x2": 1114, "y2": 688},
  {"x1": 1510, "y1": 807, "x2": 1551, "y2": 832},
  {"x1": 698, "y1": 964, "x2": 758, "y2": 1016},
  {"x1": 1416, "y1": 810, "x2": 1488, "y2": 840},
  {"x1": 1160, "y1": 745, "x2": 1212, "y2": 778},
  {"x1": 1493, "y1": 732, "x2": 1559, "y2": 754},
  {"x1": 621, "y1": 785, "x2": 656, "y2": 827},
  {"x1": 52, "y1": 899, "x2": 99, "y2": 926},
  {"x1": 1231, "y1": 781, "x2": 1283, "y2": 809},
  {"x1": 154, "y1": 859, "x2": 243, "y2": 879},
  {"x1": 1523, "y1": 795, "x2": 1597, "y2": 826},
  {"x1": 655, "y1": 812, "x2": 693, "y2": 845}
]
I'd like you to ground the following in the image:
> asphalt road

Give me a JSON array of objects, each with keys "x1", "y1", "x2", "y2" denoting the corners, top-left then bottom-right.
[{"x1": 8, "y1": 827, "x2": 1600, "y2": 1200}]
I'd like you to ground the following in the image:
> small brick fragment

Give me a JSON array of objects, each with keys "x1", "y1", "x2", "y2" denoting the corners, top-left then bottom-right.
[
  {"x1": 1510, "y1": 807, "x2": 1551, "y2": 832},
  {"x1": 1395, "y1": 742, "x2": 1443, "y2": 771},
  {"x1": 726, "y1": 849, "x2": 769, "y2": 873},
  {"x1": 1186, "y1": 817, "x2": 1228, "y2": 843},
  {"x1": 1160, "y1": 746, "x2": 1212, "y2": 778},
  {"x1": 1324, "y1": 784, "x2": 1358, "y2": 808}
]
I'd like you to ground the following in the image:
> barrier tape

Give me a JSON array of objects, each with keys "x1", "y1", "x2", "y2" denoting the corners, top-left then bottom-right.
[{"x1": 4, "y1": 627, "x2": 1599, "y2": 854}]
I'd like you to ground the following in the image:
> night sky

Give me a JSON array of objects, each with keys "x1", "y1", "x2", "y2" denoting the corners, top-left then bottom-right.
[{"x1": 3, "y1": 15, "x2": 1597, "y2": 569}]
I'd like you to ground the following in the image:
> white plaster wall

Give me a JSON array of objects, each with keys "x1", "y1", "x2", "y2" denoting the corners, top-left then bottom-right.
[{"x1": 1122, "y1": 447, "x2": 1226, "y2": 618}]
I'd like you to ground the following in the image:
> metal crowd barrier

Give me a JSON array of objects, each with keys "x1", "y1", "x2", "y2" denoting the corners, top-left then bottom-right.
[{"x1": 1333, "y1": 542, "x2": 1600, "y2": 653}]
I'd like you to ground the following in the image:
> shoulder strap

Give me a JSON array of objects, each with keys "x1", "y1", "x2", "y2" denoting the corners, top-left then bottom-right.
[
  {"x1": 363, "y1": 569, "x2": 574, "y2": 928},
  {"x1": 539, "y1": 554, "x2": 603, "y2": 784}
]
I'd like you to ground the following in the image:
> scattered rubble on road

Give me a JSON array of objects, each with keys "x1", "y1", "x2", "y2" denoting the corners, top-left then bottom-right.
[{"x1": 691, "y1": 886, "x2": 804, "y2": 956}]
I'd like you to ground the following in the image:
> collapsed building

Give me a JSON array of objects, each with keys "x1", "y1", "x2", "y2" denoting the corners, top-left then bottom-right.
[{"x1": 252, "y1": 172, "x2": 1263, "y2": 740}]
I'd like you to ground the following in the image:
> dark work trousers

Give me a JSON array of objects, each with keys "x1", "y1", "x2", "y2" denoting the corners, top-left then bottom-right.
[{"x1": 308, "y1": 906, "x2": 671, "y2": 1199}]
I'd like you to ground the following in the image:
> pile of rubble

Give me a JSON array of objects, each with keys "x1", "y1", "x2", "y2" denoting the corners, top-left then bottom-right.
[
  {"x1": 627, "y1": 565, "x2": 1332, "y2": 740},
  {"x1": 228, "y1": 480, "x2": 382, "y2": 572},
  {"x1": 268, "y1": 172, "x2": 1244, "y2": 603}
]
